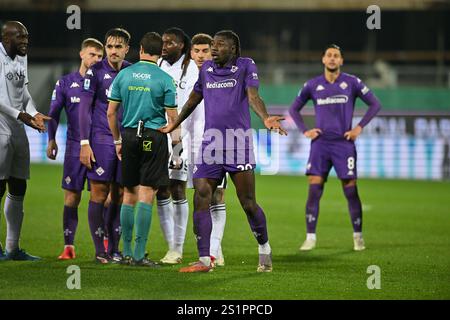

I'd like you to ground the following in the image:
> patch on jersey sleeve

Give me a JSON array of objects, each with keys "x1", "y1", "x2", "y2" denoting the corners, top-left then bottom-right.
[
  {"x1": 84, "y1": 79, "x2": 91, "y2": 90},
  {"x1": 51, "y1": 89, "x2": 56, "y2": 101},
  {"x1": 361, "y1": 86, "x2": 369, "y2": 95},
  {"x1": 56, "y1": 80, "x2": 60, "y2": 86}
]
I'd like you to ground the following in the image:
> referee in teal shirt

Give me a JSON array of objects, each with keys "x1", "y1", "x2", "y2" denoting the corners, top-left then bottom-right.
[{"x1": 107, "y1": 32, "x2": 179, "y2": 267}]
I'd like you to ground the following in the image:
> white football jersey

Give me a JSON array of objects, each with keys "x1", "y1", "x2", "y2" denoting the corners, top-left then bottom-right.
[
  {"x1": 159, "y1": 54, "x2": 203, "y2": 159},
  {"x1": 0, "y1": 42, "x2": 37, "y2": 135}
]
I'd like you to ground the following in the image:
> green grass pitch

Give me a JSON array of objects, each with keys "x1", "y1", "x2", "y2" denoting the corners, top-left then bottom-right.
[{"x1": 0, "y1": 164, "x2": 449, "y2": 299}]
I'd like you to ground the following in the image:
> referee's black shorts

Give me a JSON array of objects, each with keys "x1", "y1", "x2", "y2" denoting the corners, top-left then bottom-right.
[{"x1": 121, "y1": 127, "x2": 169, "y2": 189}]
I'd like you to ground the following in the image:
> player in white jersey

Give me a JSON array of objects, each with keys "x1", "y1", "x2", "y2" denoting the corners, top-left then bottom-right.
[
  {"x1": 157, "y1": 27, "x2": 197, "y2": 264},
  {"x1": 0, "y1": 21, "x2": 51, "y2": 261},
  {"x1": 188, "y1": 33, "x2": 227, "y2": 267}
]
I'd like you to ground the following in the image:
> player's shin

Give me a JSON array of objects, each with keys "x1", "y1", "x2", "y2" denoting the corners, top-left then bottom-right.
[
  {"x1": 87, "y1": 201, "x2": 106, "y2": 255},
  {"x1": 193, "y1": 210, "x2": 212, "y2": 266},
  {"x1": 210, "y1": 204, "x2": 226, "y2": 259},
  {"x1": 157, "y1": 198, "x2": 174, "y2": 250},
  {"x1": 133, "y1": 202, "x2": 153, "y2": 261},
  {"x1": 173, "y1": 199, "x2": 189, "y2": 255},
  {"x1": 63, "y1": 206, "x2": 78, "y2": 245},
  {"x1": 111, "y1": 204, "x2": 122, "y2": 253},
  {"x1": 343, "y1": 186, "x2": 363, "y2": 233},
  {"x1": 4, "y1": 193, "x2": 24, "y2": 252},
  {"x1": 246, "y1": 205, "x2": 269, "y2": 246},
  {"x1": 105, "y1": 204, "x2": 121, "y2": 254},
  {"x1": 120, "y1": 204, "x2": 135, "y2": 257},
  {"x1": 305, "y1": 184, "x2": 324, "y2": 234}
]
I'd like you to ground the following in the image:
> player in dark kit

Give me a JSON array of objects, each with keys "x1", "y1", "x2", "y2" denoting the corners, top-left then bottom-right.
[
  {"x1": 160, "y1": 30, "x2": 286, "y2": 273},
  {"x1": 46, "y1": 38, "x2": 104, "y2": 260},
  {"x1": 289, "y1": 44, "x2": 382, "y2": 251},
  {"x1": 78, "y1": 28, "x2": 131, "y2": 263}
]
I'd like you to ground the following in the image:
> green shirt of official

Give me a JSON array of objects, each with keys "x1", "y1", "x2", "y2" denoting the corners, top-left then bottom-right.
[{"x1": 108, "y1": 60, "x2": 177, "y2": 130}]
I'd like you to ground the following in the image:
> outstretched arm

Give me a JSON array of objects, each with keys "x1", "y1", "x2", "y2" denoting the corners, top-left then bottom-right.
[
  {"x1": 247, "y1": 86, "x2": 287, "y2": 135},
  {"x1": 159, "y1": 90, "x2": 203, "y2": 133}
]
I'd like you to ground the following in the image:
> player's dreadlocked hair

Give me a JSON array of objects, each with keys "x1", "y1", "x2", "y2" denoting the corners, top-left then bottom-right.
[
  {"x1": 214, "y1": 30, "x2": 241, "y2": 57},
  {"x1": 162, "y1": 27, "x2": 192, "y2": 81}
]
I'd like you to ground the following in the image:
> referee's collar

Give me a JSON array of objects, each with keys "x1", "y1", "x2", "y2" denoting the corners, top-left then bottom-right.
[{"x1": 140, "y1": 59, "x2": 157, "y2": 65}]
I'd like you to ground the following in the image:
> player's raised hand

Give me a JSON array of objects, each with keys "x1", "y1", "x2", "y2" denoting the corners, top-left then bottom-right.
[
  {"x1": 47, "y1": 139, "x2": 58, "y2": 160},
  {"x1": 344, "y1": 125, "x2": 363, "y2": 141},
  {"x1": 80, "y1": 144, "x2": 96, "y2": 170},
  {"x1": 304, "y1": 128, "x2": 322, "y2": 140},
  {"x1": 264, "y1": 116, "x2": 288, "y2": 136}
]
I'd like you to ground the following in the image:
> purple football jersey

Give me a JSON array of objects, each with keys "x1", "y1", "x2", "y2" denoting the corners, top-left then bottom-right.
[
  {"x1": 48, "y1": 71, "x2": 86, "y2": 155},
  {"x1": 79, "y1": 59, "x2": 131, "y2": 143},
  {"x1": 194, "y1": 57, "x2": 259, "y2": 150},
  {"x1": 289, "y1": 72, "x2": 381, "y2": 140},
  {"x1": 48, "y1": 71, "x2": 84, "y2": 142}
]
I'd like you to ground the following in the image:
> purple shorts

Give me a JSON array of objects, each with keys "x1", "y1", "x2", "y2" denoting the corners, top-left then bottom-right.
[
  {"x1": 193, "y1": 148, "x2": 256, "y2": 181},
  {"x1": 61, "y1": 155, "x2": 88, "y2": 191},
  {"x1": 87, "y1": 142, "x2": 122, "y2": 184},
  {"x1": 306, "y1": 138, "x2": 357, "y2": 180}
]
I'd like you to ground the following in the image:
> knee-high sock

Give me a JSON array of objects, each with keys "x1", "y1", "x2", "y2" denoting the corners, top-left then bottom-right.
[
  {"x1": 305, "y1": 184, "x2": 324, "y2": 234},
  {"x1": 63, "y1": 206, "x2": 78, "y2": 246},
  {"x1": 210, "y1": 204, "x2": 226, "y2": 258},
  {"x1": 87, "y1": 201, "x2": 105, "y2": 255},
  {"x1": 103, "y1": 205, "x2": 110, "y2": 239},
  {"x1": 105, "y1": 204, "x2": 121, "y2": 254},
  {"x1": 120, "y1": 204, "x2": 135, "y2": 257},
  {"x1": 4, "y1": 193, "x2": 24, "y2": 252},
  {"x1": 173, "y1": 199, "x2": 189, "y2": 255},
  {"x1": 246, "y1": 205, "x2": 268, "y2": 245},
  {"x1": 111, "y1": 204, "x2": 122, "y2": 253},
  {"x1": 134, "y1": 202, "x2": 153, "y2": 261},
  {"x1": 343, "y1": 186, "x2": 363, "y2": 233},
  {"x1": 193, "y1": 210, "x2": 212, "y2": 258},
  {"x1": 157, "y1": 198, "x2": 174, "y2": 250}
]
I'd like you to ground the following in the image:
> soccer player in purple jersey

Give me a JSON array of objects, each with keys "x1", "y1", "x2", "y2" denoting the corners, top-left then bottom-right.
[
  {"x1": 190, "y1": 33, "x2": 227, "y2": 267},
  {"x1": 46, "y1": 38, "x2": 104, "y2": 260},
  {"x1": 78, "y1": 28, "x2": 131, "y2": 263},
  {"x1": 160, "y1": 30, "x2": 286, "y2": 273},
  {"x1": 289, "y1": 44, "x2": 382, "y2": 251}
]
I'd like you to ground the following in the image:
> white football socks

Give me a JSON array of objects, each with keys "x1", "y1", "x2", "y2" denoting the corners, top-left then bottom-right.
[
  {"x1": 173, "y1": 199, "x2": 189, "y2": 255},
  {"x1": 258, "y1": 241, "x2": 271, "y2": 255},
  {"x1": 210, "y1": 204, "x2": 226, "y2": 258},
  {"x1": 4, "y1": 193, "x2": 24, "y2": 252},
  {"x1": 307, "y1": 233, "x2": 317, "y2": 241},
  {"x1": 157, "y1": 198, "x2": 174, "y2": 250},
  {"x1": 199, "y1": 256, "x2": 211, "y2": 266}
]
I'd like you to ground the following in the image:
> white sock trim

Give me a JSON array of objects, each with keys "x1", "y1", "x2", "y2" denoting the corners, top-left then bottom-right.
[
  {"x1": 306, "y1": 233, "x2": 317, "y2": 241},
  {"x1": 258, "y1": 241, "x2": 271, "y2": 255}
]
